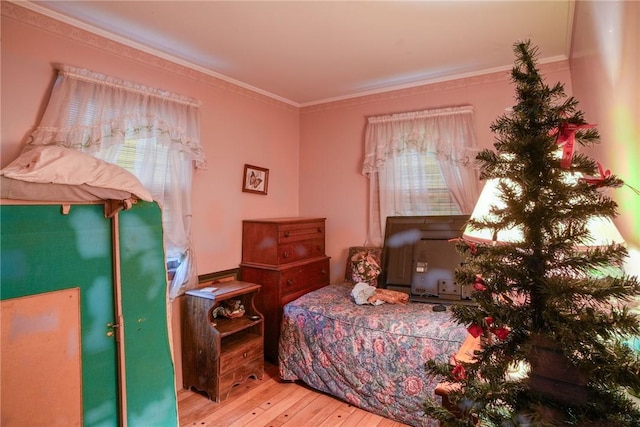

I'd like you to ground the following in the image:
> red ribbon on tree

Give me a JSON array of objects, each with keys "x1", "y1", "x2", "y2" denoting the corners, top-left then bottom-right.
[
  {"x1": 467, "y1": 323, "x2": 484, "y2": 338},
  {"x1": 472, "y1": 274, "x2": 486, "y2": 292},
  {"x1": 467, "y1": 317, "x2": 493, "y2": 338},
  {"x1": 553, "y1": 122, "x2": 596, "y2": 168},
  {"x1": 451, "y1": 355, "x2": 466, "y2": 381},
  {"x1": 581, "y1": 161, "x2": 611, "y2": 187},
  {"x1": 468, "y1": 317, "x2": 510, "y2": 340},
  {"x1": 448, "y1": 237, "x2": 478, "y2": 254},
  {"x1": 490, "y1": 327, "x2": 510, "y2": 340}
]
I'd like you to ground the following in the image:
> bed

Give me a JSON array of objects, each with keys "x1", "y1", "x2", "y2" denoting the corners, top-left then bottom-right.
[{"x1": 278, "y1": 282, "x2": 468, "y2": 427}]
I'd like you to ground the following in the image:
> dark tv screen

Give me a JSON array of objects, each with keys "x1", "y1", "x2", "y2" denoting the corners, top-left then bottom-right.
[{"x1": 381, "y1": 215, "x2": 469, "y2": 296}]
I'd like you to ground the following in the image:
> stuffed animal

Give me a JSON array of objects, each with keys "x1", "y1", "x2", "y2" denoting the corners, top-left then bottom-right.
[
  {"x1": 369, "y1": 287, "x2": 409, "y2": 305},
  {"x1": 211, "y1": 299, "x2": 245, "y2": 318}
]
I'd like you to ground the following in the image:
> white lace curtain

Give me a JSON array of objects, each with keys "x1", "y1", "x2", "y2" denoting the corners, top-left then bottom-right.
[
  {"x1": 362, "y1": 105, "x2": 481, "y2": 246},
  {"x1": 27, "y1": 64, "x2": 207, "y2": 300}
]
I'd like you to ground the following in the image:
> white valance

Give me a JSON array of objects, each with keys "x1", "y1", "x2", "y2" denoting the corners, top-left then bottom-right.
[
  {"x1": 363, "y1": 105, "x2": 477, "y2": 175},
  {"x1": 28, "y1": 64, "x2": 206, "y2": 170}
]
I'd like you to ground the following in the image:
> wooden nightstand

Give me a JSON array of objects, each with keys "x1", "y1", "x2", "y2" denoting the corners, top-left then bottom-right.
[{"x1": 182, "y1": 281, "x2": 264, "y2": 402}]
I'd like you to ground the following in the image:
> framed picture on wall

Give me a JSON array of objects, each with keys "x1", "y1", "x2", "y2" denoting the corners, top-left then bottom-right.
[{"x1": 242, "y1": 164, "x2": 269, "y2": 195}]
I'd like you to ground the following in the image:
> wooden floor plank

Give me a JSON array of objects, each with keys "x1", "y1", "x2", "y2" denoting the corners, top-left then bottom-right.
[
  {"x1": 260, "y1": 385, "x2": 324, "y2": 427},
  {"x1": 275, "y1": 393, "x2": 329, "y2": 425},
  {"x1": 229, "y1": 384, "x2": 315, "y2": 426},
  {"x1": 315, "y1": 404, "x2": 359, "y2": 427},
  {"x1": 283, "y1": 393, "x2": 346, "y2": 426},
  {"x1": 196, "y1": 381, "x2": 286, "y2": 426},
  {"x1": 354, "y1": 411, "x2": 396, "y2": 427}
]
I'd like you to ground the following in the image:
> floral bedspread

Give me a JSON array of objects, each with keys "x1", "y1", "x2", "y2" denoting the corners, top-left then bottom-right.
[{"x1": 278, "y1": 283, "x2": 468, "y2": 427}]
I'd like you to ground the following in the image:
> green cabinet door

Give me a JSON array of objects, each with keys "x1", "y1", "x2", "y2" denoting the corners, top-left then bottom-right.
[{"x1": 1, "y1": 203, "x2": 120, "y2": 426}]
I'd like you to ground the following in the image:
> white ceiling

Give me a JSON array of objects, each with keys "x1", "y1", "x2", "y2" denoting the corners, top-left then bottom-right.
[{"x1": 28, "y1": 1, "x2": 574, "y2": 107}]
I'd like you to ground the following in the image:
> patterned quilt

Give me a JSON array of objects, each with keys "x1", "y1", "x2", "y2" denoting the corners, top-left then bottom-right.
[{"x1": 279, "y1": 283, "x2": 468, "y2": 427}]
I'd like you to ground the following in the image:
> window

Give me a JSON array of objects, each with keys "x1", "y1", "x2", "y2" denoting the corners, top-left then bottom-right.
[
  {"x1": 97, "y1": 137, "x2": 178, "y2": 274},
  {"x1": 385, "y1": 151, "x2": 461, "y2": 216},
  {"x1": 27, "y1": 65, "x2": 206, "y2": 300},
  {"x1": 363, "y1": 106, "x2": 480, "y2": 245}
]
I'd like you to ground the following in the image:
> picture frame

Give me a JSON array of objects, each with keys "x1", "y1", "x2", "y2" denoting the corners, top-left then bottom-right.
[{"x1": 242, "y1": 164, "x2": 269, "y2": 195}]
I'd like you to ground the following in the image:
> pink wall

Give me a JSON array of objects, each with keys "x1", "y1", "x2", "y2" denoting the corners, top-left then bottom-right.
[
  {"x1": 299, "y1": 63, "x2": 574, "y2": 280},
  {"x1": 569, "y1": 0, "x2": 639, "y2": 266}
]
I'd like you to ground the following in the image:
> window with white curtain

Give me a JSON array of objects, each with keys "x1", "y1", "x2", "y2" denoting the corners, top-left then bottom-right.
[
  {"x1": 382, "y1": 150, "x2": 461, "y2": 216},
  {"x1": 363, "y1": 106, "x2": 481, "y2": 246},
  {"x1": 27, "y1": 65, "x2": 207, "y2": 300}
]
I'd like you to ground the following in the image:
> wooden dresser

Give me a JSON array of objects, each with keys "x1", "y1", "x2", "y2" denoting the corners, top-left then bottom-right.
[
  {"x1": 182, "y1": 281, "x2": 264, "y2": 402},
  {"x1": 240, "y1": 217, "x2": 330, "y2": 362}
]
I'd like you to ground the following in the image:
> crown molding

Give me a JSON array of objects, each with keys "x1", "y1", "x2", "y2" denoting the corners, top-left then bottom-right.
[{"x1": 301, "y1": 59, "x2": 570, "y2": 114}]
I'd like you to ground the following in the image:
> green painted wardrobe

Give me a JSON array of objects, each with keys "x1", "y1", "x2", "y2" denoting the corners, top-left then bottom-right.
[{"x1": 1, "y1": 200, "x2": 178, "y2": 426}]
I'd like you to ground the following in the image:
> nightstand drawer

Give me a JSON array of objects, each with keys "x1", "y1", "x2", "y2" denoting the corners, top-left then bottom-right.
[
  {"x1": 219, "y1": 356, "x2": 264, "y2": 399},
  {"x1": 220, "y1": 335, "x2": 263, "y2": 372},
  {"x1": 280, "y1": 257, "x2": 330, "y2": 297}
]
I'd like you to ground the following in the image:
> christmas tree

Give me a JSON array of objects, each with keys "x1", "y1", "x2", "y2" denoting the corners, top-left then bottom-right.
[{"x1": 425, "y1": 40, "x2": 640, "y2": 426}]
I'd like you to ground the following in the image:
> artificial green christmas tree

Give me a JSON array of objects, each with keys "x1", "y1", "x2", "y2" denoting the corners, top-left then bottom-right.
[{"x1": 425, "y1": 40, "x2": 640, "y2": 426}]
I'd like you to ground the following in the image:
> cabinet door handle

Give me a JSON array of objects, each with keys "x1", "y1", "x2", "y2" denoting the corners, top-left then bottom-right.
[
  {"x1": 283, "y1": 251, "x2": 290, "y2": 258},
  {"x1": 317, "y1": 227, "x2": 322, "y2": 233}
]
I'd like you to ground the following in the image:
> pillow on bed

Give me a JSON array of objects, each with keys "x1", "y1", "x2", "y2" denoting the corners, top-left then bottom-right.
[
  {"x1": 1, "y1": 146, "x2": 152, "y2": 201},
  {"x1": 346, "y1": 247, "x2": 382, "y2": 287}
]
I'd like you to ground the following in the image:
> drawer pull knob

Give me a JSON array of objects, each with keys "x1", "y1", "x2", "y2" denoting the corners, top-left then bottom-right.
[
  {"x1": 317, "y1": 227, "x2": 322, "y2": 233},
  {"x1": 243, "y1": 352, "x2": 248, "y2": 358},
  {"x1": 286, "y1": 279, "x2": 293, "y2": 286},
  {"x1": 283, "y1": 251, "x2": 290, "y2": 258},
  {"x1": 284, "y1": 231, "x2": 290, "y2": 237}
]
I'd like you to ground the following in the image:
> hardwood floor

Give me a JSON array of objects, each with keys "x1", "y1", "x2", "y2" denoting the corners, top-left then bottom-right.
[{"x1": 178, "y1": 362, "x2": 410, "y2": 427}]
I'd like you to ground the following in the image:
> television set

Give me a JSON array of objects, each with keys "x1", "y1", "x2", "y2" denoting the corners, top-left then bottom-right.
[{"x1": 380, "y1": 215, "x2": 471, "y2": 303}]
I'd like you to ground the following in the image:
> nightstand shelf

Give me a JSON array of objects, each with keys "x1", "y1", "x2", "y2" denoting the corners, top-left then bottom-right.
[{"x1": 215, "y1": 317, "x2": 261, "y2": 336}]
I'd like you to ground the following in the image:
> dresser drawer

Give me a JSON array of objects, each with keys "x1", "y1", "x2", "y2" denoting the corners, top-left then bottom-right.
[
  {"x1": 278, "y1": 239, "x2": 325, "y2": 264},
  {"x1": 280, "y1": 257, "x2": 330, "y2": 297},
  {"x1": 278, "y1": 221, "x2": 325, "y2": 244}
]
